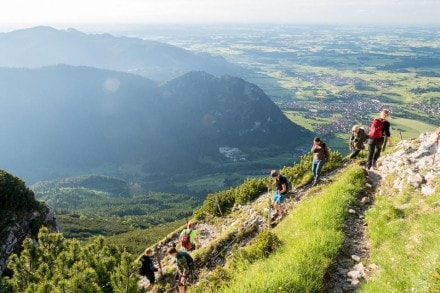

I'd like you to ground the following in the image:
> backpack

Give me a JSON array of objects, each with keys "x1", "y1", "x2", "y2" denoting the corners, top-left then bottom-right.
[
  {"x1": 322, "y1": 143, "x2": 329, "y2": 159},
  {"x1": 358, "y1": 128, "x2": 368, "y2": 143},
  {"x1": 181, "y1": 229, "x2": 193, "y2": 250},
  {"x1": 179, "y1": 251, "x2": 194, "y2": 269},
  {"x1": 280, "y1": 175, "x2": 292, "y2": 192},
  {"x1": 355, "y1": 128, "x2": 368, "y2": 149},
  {"x1": 369, "y1": 118, "x2": 384, "y2": 139}
]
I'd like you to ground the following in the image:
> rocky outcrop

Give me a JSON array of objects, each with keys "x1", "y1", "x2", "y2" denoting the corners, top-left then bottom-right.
[
  {"x1": 0, "y1": 170, "x2": 59, "y2": 273},
  {"x1": 324, "y1": 130, "x2": 439, "y2": 292},
  {"x1": 377, "y1": 130, "x2": 439, "y2": 195}
]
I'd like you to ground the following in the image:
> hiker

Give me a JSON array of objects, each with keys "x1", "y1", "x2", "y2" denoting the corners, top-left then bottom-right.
[
  {"x1": 349, "y1": 125, "x2": 368, "y2": 160},
  {"x1": 269, "y1": 170, "x2": 288, "y2": 218},
  {"x1": 311, "y1": 137, "x2": 329, "y2": 186},
  {"x1": 179, "y1": 222, "x2": 197, "y2": 252},
  {"x1": 139, "y1": 248, "x2": 160, "y2": 291},
  {"x1": 366, "y1": 109, "x2": 392, "y2": 170},
  {"x1": 167, "y1": 247, "x2": 195, "y2": 293}
]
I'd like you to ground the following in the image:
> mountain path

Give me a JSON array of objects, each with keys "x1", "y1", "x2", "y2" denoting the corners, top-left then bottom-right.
[
  {"x1": 144, "y1": 162, "x2": 373, "y2": 291},
  {"x1": 323, "y1": 167, "x2": 375, "y2": 292}
]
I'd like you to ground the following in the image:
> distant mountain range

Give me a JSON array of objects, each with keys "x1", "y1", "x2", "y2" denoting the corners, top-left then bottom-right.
[
  {"x1": 0, "y1": 26, "x2": 248, "y2": 81},
  {"x1": 0, "y1": 65, "x2": 310, "y2": 183}
]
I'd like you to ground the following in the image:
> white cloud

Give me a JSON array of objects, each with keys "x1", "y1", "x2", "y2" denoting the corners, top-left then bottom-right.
[{"x1": 0, "y1": 0, "x2": 439, "y2": 27}]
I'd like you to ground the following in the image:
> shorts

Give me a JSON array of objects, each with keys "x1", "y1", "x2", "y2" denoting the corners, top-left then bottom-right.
[{"x1": 273, "y1": 191, "x2": 285, "y2": 204}]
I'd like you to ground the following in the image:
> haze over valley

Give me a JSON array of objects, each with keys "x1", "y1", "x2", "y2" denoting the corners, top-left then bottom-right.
[
  {"x1": 1, "y1": 0, "x2": 439, "y2": 291},
  {"x1": 0, "y1": 24, "x2": 438, "y2": 237}
]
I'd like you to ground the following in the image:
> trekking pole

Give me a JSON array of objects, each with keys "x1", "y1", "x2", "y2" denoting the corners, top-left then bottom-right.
[
  {"x1": 382, "y1": 136, "x2": 388, "y2": 152},
  {"x1": 267, "y1": 187, "x2": 272, "y2": 229},
  {"x1": 433, "y1": 132, "x2": 439, "y2": 165},
  {"x1": 399, "y1": 131, "x2": 403, "y2": 141},
  {"x1": 215, "y1": 194, "x2": 223, "y2": 217}
]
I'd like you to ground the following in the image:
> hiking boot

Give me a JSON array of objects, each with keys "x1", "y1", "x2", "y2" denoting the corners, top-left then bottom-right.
[{"x1": 372, "y1": 162, "x2": 377, "y2": 169}]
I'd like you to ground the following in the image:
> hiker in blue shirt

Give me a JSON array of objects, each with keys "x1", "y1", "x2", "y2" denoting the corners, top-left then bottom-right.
[{"x1": 269, "y1": 170, "x2": 288, "y2": 218}]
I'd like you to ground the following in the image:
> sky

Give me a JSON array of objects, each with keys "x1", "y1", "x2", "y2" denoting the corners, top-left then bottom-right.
[{"x1": 1, "y1": 0, "x2": 439, "y2": 31}]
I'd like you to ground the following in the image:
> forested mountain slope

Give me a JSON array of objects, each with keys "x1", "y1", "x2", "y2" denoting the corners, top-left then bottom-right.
[{"x1": 0, "y1": 65, "x2": 310, "y2": 184}]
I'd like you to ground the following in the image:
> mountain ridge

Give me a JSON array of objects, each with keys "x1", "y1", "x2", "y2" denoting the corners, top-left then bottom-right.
[{"x1": 0, "y1": 26, "x2": 248, "y2": 81}]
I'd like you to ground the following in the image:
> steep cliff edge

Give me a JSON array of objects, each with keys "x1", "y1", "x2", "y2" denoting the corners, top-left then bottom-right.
[{"x1": 0, "y1": 170, "x2": 58, "y2": 272}]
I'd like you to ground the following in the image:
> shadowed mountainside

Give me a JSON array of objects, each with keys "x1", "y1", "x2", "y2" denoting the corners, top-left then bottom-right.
[{"x1": 0, "y1": 65, "x2": 311, "y2": 183}]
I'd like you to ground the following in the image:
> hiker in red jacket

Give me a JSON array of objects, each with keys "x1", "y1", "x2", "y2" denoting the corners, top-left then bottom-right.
[{"x1": 366, "y1": 109, "x2": 392, "y2": 170}]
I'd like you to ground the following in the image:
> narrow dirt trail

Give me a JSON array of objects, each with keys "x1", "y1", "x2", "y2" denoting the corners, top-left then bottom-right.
[{"x1": 323, "y1": 169, "x2": 379, "y2": 292}]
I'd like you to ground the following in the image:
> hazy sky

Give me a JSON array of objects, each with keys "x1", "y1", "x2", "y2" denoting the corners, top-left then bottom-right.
[{"x1": 1, "y1": 0, "x2": 439, "y2": 30}]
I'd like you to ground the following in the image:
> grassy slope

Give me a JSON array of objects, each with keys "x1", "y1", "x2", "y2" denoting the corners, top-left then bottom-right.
[
  {"x1": 219, "y1": 166, "x2": 366, "y2": 292},
  {"x1": 362, "y1": 182, "x2": 440, "y2": 292},
  {"x1": 104, "y1": 218, "x2": 186, "y2": 254}
]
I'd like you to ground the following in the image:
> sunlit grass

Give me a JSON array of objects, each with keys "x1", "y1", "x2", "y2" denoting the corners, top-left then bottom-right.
[
  {"x1": 218, "y1": 166, "x2": 366, "y2": 292},
  {"x1": 390, "y1": 117, "x2": 438, "y2": 140},
  {"x1": 362, "y1": 186, "x2": 440, "y2": 292},
  {"x1": 284, "y1": 111, "x2": 315, "y2": 131}
]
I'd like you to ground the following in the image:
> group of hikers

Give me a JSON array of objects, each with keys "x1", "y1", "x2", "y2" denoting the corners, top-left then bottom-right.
[
  {"x1": 269, "y1": 109, "x2": 391, "y2": 217},
  {"x1": 139, "y1": 222, "x2": 197, "y2": 292},
  {"x1": 310, "y1": 108, "x2": 391, "y2": 180},
  {"x1": 348, "y1": 109, "x2": 392, "y2": 170},
  {"x1": 139, "y1": 109, "x2": 392, "y2": 291}
]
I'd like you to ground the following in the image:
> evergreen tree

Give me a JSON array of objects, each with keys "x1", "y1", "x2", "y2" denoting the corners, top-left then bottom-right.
[
  {"x1": 7, "y1": 238, "x2": 40, "y2": 291},
  {"x1": 110, "y1": 251, "x2": 141, "y2": 293},
  {"x1": 5, "y1": 227, "x2": 139, "y2": 292}
]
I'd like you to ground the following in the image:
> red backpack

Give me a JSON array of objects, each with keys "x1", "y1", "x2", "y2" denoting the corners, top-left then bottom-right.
[
  {"x1": 181, "y1": 230, "x2": 193, "y2": 250},
  {"x1": 369, "y1": 118, "x2": 384, "y2": 138}
]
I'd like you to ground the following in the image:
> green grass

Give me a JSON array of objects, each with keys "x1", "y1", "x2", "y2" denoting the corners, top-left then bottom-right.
[
  {"x1": 284, "y1": 111, "x2": 316, "y2": 131},
  {"x1": 104, "y1": 218, "x2": 186, "y2": 254},
  {"x1": 176, "y1": 174, "x2": 229, "y2": 193},
  {"x1": 325, "y1": 134, "x2": 351, "y2": 156},
  {"x1": 217, "y1": 166, "x2": 366, "y2": 292},
  {"x1": 390, "y1": 117, "x2": 438, "y2": 141},
  {"x1": 361, "y1": 185, "x2": 440, "y2": 292}
]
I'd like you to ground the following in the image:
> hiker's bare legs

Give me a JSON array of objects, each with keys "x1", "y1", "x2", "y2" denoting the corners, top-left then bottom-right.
[{"x1": 178, "y1": 276, "x2": 186, "y2": 293}]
